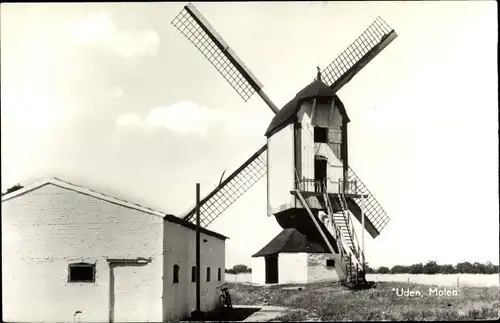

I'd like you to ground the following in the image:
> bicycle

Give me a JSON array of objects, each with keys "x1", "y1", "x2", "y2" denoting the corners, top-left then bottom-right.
[{"x1": 217, "y1": 282, "x2": 232, "y2": 309}]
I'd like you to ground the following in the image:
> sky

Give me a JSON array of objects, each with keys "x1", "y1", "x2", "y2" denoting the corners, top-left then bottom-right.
[{"x1": 1, "y1": 1, "x2": 498, "y2": 268}]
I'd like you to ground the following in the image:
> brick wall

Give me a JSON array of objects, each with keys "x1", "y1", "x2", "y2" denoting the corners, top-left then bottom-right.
[
  {"x1": 307, "y1": 253, "x2": 339, "y2": 283},
  {"x1": 2, "y1": 183, "x2": 164, "y2": 323},
  {"x1": 163, "y1": 222, "x2": 225, "y2": 321},
  {"x1": 278, "y1": 253, "x2": 308, "y2": 284}
]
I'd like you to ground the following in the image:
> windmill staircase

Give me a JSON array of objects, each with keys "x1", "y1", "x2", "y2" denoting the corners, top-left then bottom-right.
[{"x1": 294, "y1": 171, "x2": 386, "y2": 289}]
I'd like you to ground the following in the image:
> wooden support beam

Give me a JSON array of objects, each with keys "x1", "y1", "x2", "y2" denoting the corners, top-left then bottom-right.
[
  {"x1": 329, "y1": 99, "x2": 335, "y2": 125},
  {"x1": 311, "y1": 98, "x2": 317, "y2": 122}
]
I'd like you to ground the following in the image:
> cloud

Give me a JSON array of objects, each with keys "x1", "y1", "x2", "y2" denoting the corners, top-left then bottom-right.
[
  {"x1": 66, "y1": 11, "x2": 159, "y2": 59},
  {"x1": 115, "y1": 101, "x2": 266, "y2": 136}
]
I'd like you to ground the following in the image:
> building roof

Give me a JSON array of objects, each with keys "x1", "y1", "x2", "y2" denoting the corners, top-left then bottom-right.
[
  {"x1": 264, "y1": 78, "x2": 350, "y2": 138},
  {"x1": 1, "y1": 177, "x2": 228, "y2": 241},
  {"x1": 252, "y1": 228, "x2": 329, "y2": 257}
]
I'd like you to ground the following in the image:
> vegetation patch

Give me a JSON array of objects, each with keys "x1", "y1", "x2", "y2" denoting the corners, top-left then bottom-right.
[{"x1": 228, "y1": 281, "x2": 499, "y2": 321}]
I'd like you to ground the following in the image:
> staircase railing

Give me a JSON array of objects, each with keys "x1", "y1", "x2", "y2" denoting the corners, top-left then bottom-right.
[
  {"x1": 323, "y1": 182, "x2": 368, "y2": 280},
  {"x1": 322, "y1": 184, "x2": 345, "y2": 261},
  {"x1": 296, "y1": 177, "x2": 325, "y2": 193},
  {"x1": 338, "y1": 192, "x2": 362, "y2": 262}
]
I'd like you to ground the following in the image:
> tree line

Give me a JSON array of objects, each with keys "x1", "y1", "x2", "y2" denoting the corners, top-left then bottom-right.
[
  {"x1": 225, "y1": 264, "x2": 252, "y2": 274},
  {"x1": 365, "y1": 261, "x2": 499, "y2": 275}
]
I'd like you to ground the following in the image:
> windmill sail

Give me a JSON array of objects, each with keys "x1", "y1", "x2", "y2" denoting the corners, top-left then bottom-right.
[
  {"x1": 322, "y1": 17, "x2": 398, "y2": 93},
  {"x1": 173, "y1": 4, "x2": 393, "y2": 239},
  {"x1": 171, "y1": 3, "x2": 279, "y2": 114},
  {"x1": 182, "y1": 145, "x2": 267, "y2": 227},
  {"x1": 172, "y1": 3, "x2": 279, "y2": 228},
  {"x1": 317, "y1": 17, "x2": 395, "y2": 237}
]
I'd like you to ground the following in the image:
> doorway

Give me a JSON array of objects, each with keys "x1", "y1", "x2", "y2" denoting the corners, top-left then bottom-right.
[
  {"x1": 314, "y1": 157, "x2": 328, "y2": 193},
  {"x1": 108, "y1": 260, "x2": 153, "y2": 323},
  {"x1": 265, "y1": 256, "x2": 278, "y2": 284}
]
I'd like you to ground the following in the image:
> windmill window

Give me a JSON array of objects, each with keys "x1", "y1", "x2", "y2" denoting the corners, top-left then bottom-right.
[
  {"x1": 206, "y1": 267, "x2": 211, "y2": 282},
  {"x1": 191, "y1": 266, "x2": 196, "y2": 283},
  {"x1": 314, "y1": 127, "x2": 329, "y2": 143},
  {"x1": 173, "y1": 265, "x2": 179, "y2": 283},
  {"x1": 68, "y1": 263, "x2": 95, "y2": 283},
  {"x1": 218, "y1": 268, "x2": 222, "y2": 281},
  {"x1": 326, "y1": 259, "x2": 335, "y2": 267},
  {"x1": 329, "y1": 128, "x2": 342, "y2": 144}
]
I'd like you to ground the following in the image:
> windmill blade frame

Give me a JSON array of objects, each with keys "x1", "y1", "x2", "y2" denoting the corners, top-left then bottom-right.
[
  {"x1": 182, "y1": 144, "x2": 268, "y2": 227},
  {"x1": 172, "y1": 4, "x2": 395, "y2": 234},
  {"x1": 321, "y1": 17, "x2": 398, "y2": 93},
  {"x1": 171, "y1": 3, "x2": 279, "y2": 114}
]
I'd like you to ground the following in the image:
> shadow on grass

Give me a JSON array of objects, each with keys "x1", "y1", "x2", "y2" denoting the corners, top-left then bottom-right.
[{"x1": 184, "y1": 307, "x2": 261, "y2": 322}]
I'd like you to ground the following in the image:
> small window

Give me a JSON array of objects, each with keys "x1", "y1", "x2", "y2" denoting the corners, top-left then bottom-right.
[
  {"x1": 326, "y1": 259, "x2": 335, "y2": 267},
  {"x1": 191, "y1": 266, "x2": 196, "y2": 283},
  {"x1": 217, "y1": 268, "x2": 221, "y2": 281},
  {"x1": 68, "y1": 263, "x2": 95, "y2": 283},
  {"x1": 329, "y1": 128, "x2": 342, "y2": 144},
  {"x1": 206, "y1": 267, "x2": 211, "y2": 282},
  {"x1": 314, "y1": 127, "x2": 328, "y2": 143},
  {"x1": 173, "y1": 264, "x2": 179, "y2": 283}
]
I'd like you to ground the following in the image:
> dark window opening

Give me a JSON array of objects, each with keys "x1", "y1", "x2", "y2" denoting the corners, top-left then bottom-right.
[
  {"x1": 326, "y1": 259, "x2": 335, "y2": 267},
  {"x1": 173, "y1": 264, "x2": 179, "y2": 283},
  {"x1": 191, "y1": 266, "x2": 196, "y2": 283},
  {"x1": 206, "y1": 267, "x2": 211, "y2": 282},
  {"x1": 314, "y1": 127, "x2": 328, "y2": 143},
  {"x1": 68, "y1": 263, "x2": 95, "y2": 283},
  {"x1": 218, "y1": 268, "x2": 222, "y2": 281}
]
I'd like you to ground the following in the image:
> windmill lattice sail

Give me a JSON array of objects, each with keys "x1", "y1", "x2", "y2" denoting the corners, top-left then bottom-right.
[
  {"x1": 322, "y1": 17, "x2": 397, "y2": 93},
  {"x1": 171, "y1": 6, "x2": 256, "y2": 101},
  {"x1": 173, "y1": 3, "x2": 393, "y2": 241},
  {"x1": 171, "y1": 3, "x2": 279, "y2": 113},
  {"x1": 345, "y1": 167, "x2": 390, "y2": 235},
  {"x1": 183, "y1": 145, "x2": 267, "y2": 227}
]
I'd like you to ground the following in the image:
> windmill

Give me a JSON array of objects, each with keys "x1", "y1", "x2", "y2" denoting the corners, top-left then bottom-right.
[{"x1": 172, "y1": 3, "x2": 396, "y2": 287}]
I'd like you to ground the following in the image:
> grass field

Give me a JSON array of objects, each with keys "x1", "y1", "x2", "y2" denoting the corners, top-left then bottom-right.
[
  {"x1": 227, "y1": 281, "x2": 499, "y2": 321},
  {"x1": 225, "y1": 273, "x2": 500, "y2": 287}
]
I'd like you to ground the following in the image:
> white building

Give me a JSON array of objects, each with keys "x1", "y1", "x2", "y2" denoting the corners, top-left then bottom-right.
[
  {"x1": 1, "y1": 177, "x2": 227, "y2": 323},
  {"x1": 251, "y1": 228, "x2": 339, "y2": 284}
]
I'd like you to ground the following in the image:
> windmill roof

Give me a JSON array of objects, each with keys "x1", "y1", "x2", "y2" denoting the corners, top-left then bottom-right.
[
  {"x1": 264, "y1": 78, "x2": 349, "y2": 137},
  {"x1": 1, "y1": 176, "x2": 228, "y2": 241},
  {"x1": 252, "y1": 228, "x2": 329, "y2": 257}
]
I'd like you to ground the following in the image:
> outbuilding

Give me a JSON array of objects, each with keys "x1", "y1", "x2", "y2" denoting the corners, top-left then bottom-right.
[
  {"x1": 1, "y1": 177, "x2": 227, "y2": 322},
  {"x1": 251, "y1": 228, "x2": 339, "y2": 284}
]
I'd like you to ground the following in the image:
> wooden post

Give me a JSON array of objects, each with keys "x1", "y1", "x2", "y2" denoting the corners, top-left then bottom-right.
[
  {"x1": 311, "y1": 98, "x2": 317, "y2": 122},
  {"x1": 329, "y1": 99, "x2": 335, "y2": 125},
  {"x1": 361, "y1": 193, "x2": 365, "y2": 272},
  {"x1": 195, "y1": 183, "x2": 201, "y2": 314}
]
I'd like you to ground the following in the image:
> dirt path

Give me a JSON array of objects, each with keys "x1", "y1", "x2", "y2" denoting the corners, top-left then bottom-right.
[{"x1": 235, "y1": 305, "x2": 289, "y2": 322}]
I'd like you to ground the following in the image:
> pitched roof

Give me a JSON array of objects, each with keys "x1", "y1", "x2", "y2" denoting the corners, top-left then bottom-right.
[
  {"x1": 1, "y1": 177, "x2": 228, "y2": 240},
  {"x1": 252, "y1": 228, "x2": 329, "y2": 257},
  {"x1": 264, "y1": 78, "x2": 350, "y2": 138}
]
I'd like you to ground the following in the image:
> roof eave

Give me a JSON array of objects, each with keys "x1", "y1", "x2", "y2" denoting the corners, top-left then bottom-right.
[
  {"x1": 164, "y1": 214, "x2": 229, "y2": 241},
  {"x1": 2, "y1": 177, "x2": 229, "y2": 241}
]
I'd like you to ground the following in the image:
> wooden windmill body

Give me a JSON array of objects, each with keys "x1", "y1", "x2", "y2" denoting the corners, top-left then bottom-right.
[{"x1": 172, "y1": 3, "x2": 396, "y2": 287}]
